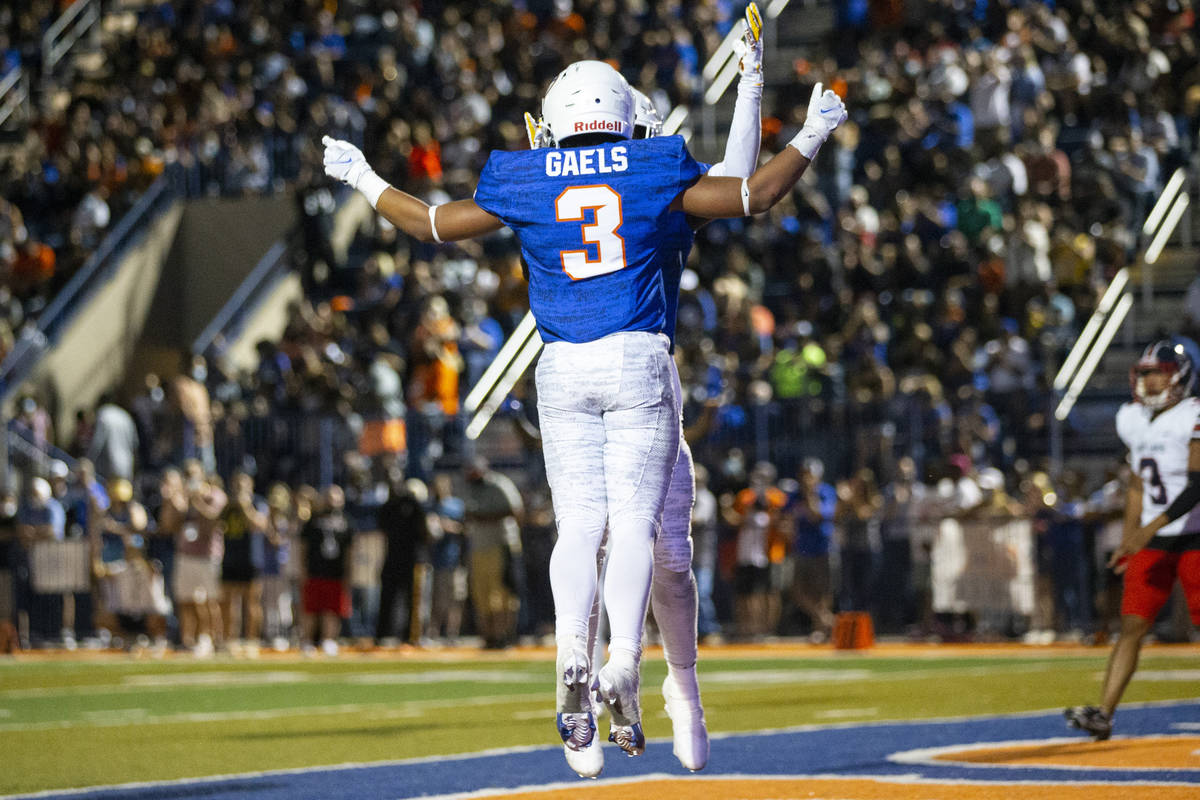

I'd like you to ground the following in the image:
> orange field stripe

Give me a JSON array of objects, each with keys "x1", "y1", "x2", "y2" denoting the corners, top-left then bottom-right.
[
  {"x1": 927, "y1": 735, "x2": 1200, "y2": 770},
  {"x1": 446, "y1": 776, "x2": 1200, "y2": 800}
]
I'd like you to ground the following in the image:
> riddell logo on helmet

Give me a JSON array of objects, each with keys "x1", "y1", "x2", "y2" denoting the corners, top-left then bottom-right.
[{"x1": 574, "y1": 119, "x2": 623, "y2": 133}]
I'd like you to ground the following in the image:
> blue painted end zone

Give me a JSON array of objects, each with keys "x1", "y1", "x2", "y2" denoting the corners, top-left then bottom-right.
[{"x1": 12, "y1": 702, "x2": 1200, "y2": 800}]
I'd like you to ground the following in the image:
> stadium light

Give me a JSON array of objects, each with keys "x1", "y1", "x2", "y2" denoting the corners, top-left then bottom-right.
[
  {"x1": 1052, "y1": 267, "x2": 1128, "y2": 392},
  {"x1": 463, "y1": 313, "x2": 538, "y2": 413},
  {"x1": 1143, "y1": 193, "x2": 1190, "y2": 266},
  {"x1": 1055, "y1": 292, "x2": 1134, "y2": 421},
  {"x1": 1142, "y1": 168, "x2": 1185, "y2": 238},
  {"x1": 465, "y1": 332, "x2": 543, "y2": 440}
]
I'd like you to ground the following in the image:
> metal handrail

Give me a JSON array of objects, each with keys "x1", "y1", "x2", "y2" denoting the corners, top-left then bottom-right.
[
  {"x1": 191, "y1": 239, "x2": 291, "y2": 357},
  {"x1": 0, "y1": 67, "x2": 30, "y2": 129},
  {"x1": 0, "y1": 168, "x2": 183, "y2": 401},
  {"x1": 1051, "y1": 167, "x2": 1191, "y2": 425},
  {"x1": 42, "y1": 0, "x2": 102, "y2": 74},
  {"x1": 7, "y1": 418, "x2": 80, "y2": 472}
]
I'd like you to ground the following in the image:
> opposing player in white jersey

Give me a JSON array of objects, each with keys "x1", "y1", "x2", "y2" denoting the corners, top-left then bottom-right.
[
  {"x1": 1066, "y1": 340, "x2": 1200, "y2": 740},
  {"x1": 322, "y1": 58, "x2": 846, "y2": 774},
  {"x1": 537, "y1": 8, "x2": 767, "y2": 778}
]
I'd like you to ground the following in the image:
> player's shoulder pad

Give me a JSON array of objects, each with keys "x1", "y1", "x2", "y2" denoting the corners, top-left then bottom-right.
[{"x1": 1115, "y1": 401, "x2": 1147, "y2": 445}]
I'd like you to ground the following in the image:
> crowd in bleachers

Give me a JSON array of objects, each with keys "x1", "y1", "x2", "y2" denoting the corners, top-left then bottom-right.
[{"x1": 1, "y1": 0, "x2": 1199, "y2": 653}]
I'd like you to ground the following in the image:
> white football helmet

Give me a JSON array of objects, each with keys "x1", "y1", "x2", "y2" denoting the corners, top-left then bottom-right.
[
  {"x1": 541, "y1": 60, "x2": 634, "y2": 146},
  {"x1": 631, "y1": 88, "x2": 662, "y2": 139}
]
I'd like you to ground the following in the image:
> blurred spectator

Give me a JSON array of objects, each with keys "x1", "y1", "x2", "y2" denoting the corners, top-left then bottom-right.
[
  {"x1": 462, "y1": 456, "x2": 523, "y2": 649},
  {"x1": 691, "y1": 463, "x2": 720, "y2": 642},
  {"x1": 261, "y1": 483, "x2": 296, "y2": 651},
  {"x1": 375, "y1": 473, "x2": 430, "y2": 645},
  {"x1": 876, "y1": 456, "x2": 925, "y2": 633},
  {"x1": 219, "y1": 471, "x2": 267, "y2": 654},
  {"x1": 787, "y1": 457, "x2": 837, "y2": 640},
  {"x1": 17, "y1": 477, "x2": 64, "y2": 645},
  {"x1": 162, "y1": 462, "x2": 226, "y2": 656},
  {"x1": 171, "y1": 356, "x2": 215, "y2": 472},
  {"x1": 299, "y1": 484, "x2": 352, "y2": 656},
  {"x1": 728, "y1": 462, "x2": 787, "y2": 639},
  {"x1": 428, "y1": 472, "x2": 467, "y2": 641},
  {"x1": 0, "y1": 490, "x2": 18, "y2": 652},
  {"x1": 92, "y1": 478, "x2": 167, "y2": 651},
  {"x1": 834, "y1": 469, "x2": 883, "y2": 614},
  {"x1": 88, "y1": 394, "x2": 139, "y2": 480}
]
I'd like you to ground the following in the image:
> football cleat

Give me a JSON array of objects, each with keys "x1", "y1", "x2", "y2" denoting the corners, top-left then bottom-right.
[
  {"x1": 663, "y1": 672, "x2": 709, "y2": 771},
  {"x1": 1064, "y1": 705, "x2": 1112, "y2": 741},
  {"x1": 556, "y1": 642, "x2": 596, "y2": 752},
  {"x1": 563, "y1": 727, "x2": 604, "y2": 778},
  {"x1": 596, "y1": 658, "x2": 645, "y2": 756}
]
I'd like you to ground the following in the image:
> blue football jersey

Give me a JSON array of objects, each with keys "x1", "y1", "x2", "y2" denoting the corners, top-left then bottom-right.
[
  {"x1": 474, "y1": 136, "x2": 703, "y2": 343},
  {"x1": 657, "y1": 162, "x2": 710, "y2": 349}
]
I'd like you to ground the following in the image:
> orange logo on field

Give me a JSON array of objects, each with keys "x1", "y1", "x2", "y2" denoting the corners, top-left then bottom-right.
[
  {"x1": 933, "y1": 735, "x2": 1200, "y2": 771},
  {"x1": 472, "y1": 776, "x2": 1200, "y2": 800}
]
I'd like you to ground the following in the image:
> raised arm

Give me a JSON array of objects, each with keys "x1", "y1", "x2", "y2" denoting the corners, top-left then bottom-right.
[
  {"x1": 322, "y1": 136, "x2": 503, "y2": 243},
  {"x1": 679, "y1": 83, "x2": 846, "y2": 219},
  {"x1": 708, "y1": 6, "x2": 763, "y2": 179}
]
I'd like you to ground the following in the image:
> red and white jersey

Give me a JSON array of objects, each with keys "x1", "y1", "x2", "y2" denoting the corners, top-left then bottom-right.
[{"x1": 1116, "y1": 396, "x2": 1200, "y2": 536}]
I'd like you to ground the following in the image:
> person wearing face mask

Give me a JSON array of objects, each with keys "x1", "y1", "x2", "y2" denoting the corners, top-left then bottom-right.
[
  {"x1": 298, "y1": 485, "x2": 353, "y2": 656},
  {"x1": 0, "y1": 491, "x2": 18, "y2": 652},
  {"x1": 461, "y1": 456, "x2": 523, "y2": 650},
  {"x1": 170, "y1": 354, "x2": 215, "y2": 474}
]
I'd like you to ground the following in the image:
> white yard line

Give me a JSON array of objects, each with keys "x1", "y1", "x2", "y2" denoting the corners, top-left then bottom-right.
[{"x1": 0, "y1": 692, "x2": 548, "y2": 733}]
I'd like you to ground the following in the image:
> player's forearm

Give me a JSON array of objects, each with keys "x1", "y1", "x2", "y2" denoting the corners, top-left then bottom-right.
[
  {"x1": 746, "y1": 146, "x2": 810, "y2": 214},
  {"x1": 1122, "y1": 481, "x2": 1142, "y2": 534},
  {"x1": 375, "y1": 187, "x2": 439, "y2": 243},
  {"x1": 715, "y1": 77, "x2": 763, "y2": 178}
]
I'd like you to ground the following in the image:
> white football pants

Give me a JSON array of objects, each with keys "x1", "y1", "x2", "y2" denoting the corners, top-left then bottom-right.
[{"x1": 538, "y1": 331, "x2": 680, "y2": 657}]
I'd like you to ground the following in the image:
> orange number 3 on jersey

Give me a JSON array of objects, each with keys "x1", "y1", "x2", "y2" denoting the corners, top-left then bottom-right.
[{"x1": 555, "y1": 185, "x2": 627, "y2": 280}]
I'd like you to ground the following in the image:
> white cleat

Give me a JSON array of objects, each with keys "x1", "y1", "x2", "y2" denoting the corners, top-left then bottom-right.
[
  {"x1": 556, "y1": 640, "x2": 601, "y2": 776},
  {"x1": 563, "y1": 733, "x2": 604, "y2": 778},
  {"x1": 663, "y1": 671, "x2": 709, "y2": 771},
  {"x1": 596, "y1": 657, "x2": 645, "y2": 756}
]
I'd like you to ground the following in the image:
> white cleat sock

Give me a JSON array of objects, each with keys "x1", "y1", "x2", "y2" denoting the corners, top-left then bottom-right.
[
  {"x1": 597, "y1": 650, "x2": 645, "y2": 756},
  {"x1": 663, "y1": 666, "x2": 708, "y2": 771}
]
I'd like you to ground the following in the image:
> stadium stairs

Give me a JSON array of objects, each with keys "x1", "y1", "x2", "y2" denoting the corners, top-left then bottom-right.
[
  {"x1": 0, "y1": 0, "x2": 317, "y2": 447},
  {"x1": 1059, "y1": 177, "x2": 1200, "y2": 474}
]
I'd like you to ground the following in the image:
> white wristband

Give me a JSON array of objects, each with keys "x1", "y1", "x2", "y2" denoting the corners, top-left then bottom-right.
[
  {"x1": 788, "y1": 126, "x2": 825, "y2": 161},
  {"x1": 428, "y1": 204, "x2": 443, "y2": 244},
  {"x1": 740, "y1": 178, "x2": 751, "y2": 217},
  {"x1": 357, "y1": 171, "x2": 390, "y2": 209}
]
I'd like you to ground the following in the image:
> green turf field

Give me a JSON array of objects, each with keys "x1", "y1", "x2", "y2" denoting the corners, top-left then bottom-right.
[{"x1": 3, "y1": 645, "x2": 1199, "y2": 796}]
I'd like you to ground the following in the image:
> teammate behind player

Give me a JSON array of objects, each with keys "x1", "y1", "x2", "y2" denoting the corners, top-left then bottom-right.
[
  {"x1": 547, "y1": 11, "x2": 767, "y2": 778},
  {"x1": 322, "y1": 58, "x2": 846, "y2": 770},
  {"x1": 1066, "y1": 340, "x2": 1200, "y2": 740}
]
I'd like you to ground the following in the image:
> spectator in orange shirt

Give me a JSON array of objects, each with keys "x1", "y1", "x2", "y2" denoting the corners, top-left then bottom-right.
[
  {"x1": 726, "y1": 463, "x2": 788, "y2": 639},
  {"x1": 11, "y1": 240, "x2": 55, "y2": 300}
]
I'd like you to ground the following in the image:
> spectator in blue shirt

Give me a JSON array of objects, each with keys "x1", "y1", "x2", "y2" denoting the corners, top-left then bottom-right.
[{"x1": 787, "y1": 458, "x2": 837, "y2": 641}]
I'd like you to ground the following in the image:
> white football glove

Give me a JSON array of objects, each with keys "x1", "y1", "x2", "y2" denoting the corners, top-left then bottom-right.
[
  {"x1": 788, "y1": 82, "x2": 848, "y2": 160},
  {"x1": 322, "y1": 135, "x2": 390, "y2": 207},
  {"x1": 733, "y1": 19, "x2": 763, "y2": 86}
]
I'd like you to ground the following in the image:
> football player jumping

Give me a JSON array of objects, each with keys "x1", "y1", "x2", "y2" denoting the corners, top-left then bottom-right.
[
  {"x1": 524, "y1": 6, "x2": 767, "y2": 779},
  {"x1": 322, "y1": 53, "x2": 845, "y2": 774},
  {"x1": 1066, "y1": 340, "x2": 1200, "y2": 740}
]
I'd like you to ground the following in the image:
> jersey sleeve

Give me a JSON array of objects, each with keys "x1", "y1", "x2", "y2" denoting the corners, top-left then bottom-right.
[
  {"x1": 472, "y1": 152, "x2": 509, "y2": 221},
  {"x1": 1114, "y1": 402, "x2": 1140, "y2": 451},
  {"x1": 673, "y1": 139, "x2": 705, "y2": 193}
]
